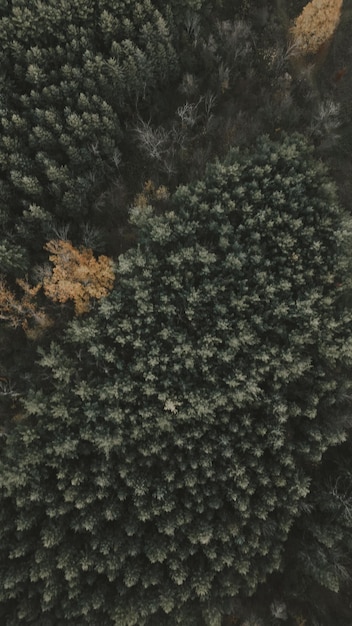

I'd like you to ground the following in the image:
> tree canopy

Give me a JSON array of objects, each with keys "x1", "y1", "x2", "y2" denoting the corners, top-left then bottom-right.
[
  {"x1": 290, "y1": 0, "x2": 343, "y2": 56},
  {"x1": 1, "y1": 134, "x2": 351, "y2": 625},
  {"x1": 0, "y1": 0, "x2": 179, "y2": 273},
  {"x1": 43, "y1": 239, "x2": 115, "y2": 314}
]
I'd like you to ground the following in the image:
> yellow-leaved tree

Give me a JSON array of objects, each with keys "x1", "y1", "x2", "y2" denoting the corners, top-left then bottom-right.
[
  {"x1": 43, "y1": 240, "x2": 115, "y2": 314},
  {"x1": 290, "y1": 0, "x2": 343, "y2": 56}
]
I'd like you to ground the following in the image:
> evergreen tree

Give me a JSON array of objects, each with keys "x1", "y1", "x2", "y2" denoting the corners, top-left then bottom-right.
[
  {"x1": 1, "y1": 134, "x2": 351, "y2": 625},
  {"x1": 253, "y1": 438, "x2": 352, "y2": 626},
  {"x1": 42, "y1": 239, "x2": 115, "y2": 314},
  {"x1": 0, "y1": 207, "x2": 28, "y2": 274},
  {"x1": 0, "y1": 0, "x2": 179, "y2": 271}
]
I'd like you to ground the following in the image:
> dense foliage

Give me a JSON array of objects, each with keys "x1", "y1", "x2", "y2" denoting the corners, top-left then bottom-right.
[
  {"x1": 1, "y1": 1, "x2": 352, "y2": 624},
  {"x1": 1, "y1": 134, "x2": 351, "y2": 625},
  {"x1": 276, "y1": 439, "x2": 352, "y2": 625},
  {"x1": 0, "y1": 0, "x2": 180, "y2": 273}
]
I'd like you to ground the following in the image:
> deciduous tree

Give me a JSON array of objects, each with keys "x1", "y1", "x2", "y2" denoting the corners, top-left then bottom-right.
[
  {"x1": 42, "y1": 239, "x2": 115, "y2": 314},
  {"x1": 0, "y1": 276, "x2": 49, "y2": 333},
  {"x1": 0, "y1": 0, "x2": 179, "y2": 270},
  {"x1": 290, "y1": 0, "x2": 343, "y2": 56}
]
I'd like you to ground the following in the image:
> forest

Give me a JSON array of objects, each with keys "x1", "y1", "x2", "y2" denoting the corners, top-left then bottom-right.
[{"x1": 0, "y1": 0, "x2": 352, "y2": 624}]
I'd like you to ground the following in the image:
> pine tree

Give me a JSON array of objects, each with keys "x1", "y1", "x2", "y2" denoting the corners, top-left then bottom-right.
[
  {"x1": 0, "y1": 134, "x2": 351, "y2": 625},
  {"x1": 0, "y1": 0, "x2": 178, "y2": 271}
]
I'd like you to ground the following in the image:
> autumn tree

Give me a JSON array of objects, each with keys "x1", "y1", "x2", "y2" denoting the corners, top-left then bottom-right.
[
  {"x1": 0, "y1": 276, "x2": 49, "y2": 334},
  {"x1": 290, "y1": 0, "x2": 344, "y2": 56},
  {"x1": 43, "y1": 240, "x2": 115, "y2": 314},
  {"x1": 0, "y1": 240, "x2": 114, "y2": 329},
  {"x1": 0, "y1": 134, "x2": 351, "y2": 625}
]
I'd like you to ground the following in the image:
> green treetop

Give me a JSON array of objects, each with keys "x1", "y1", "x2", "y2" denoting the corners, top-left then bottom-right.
[
  {"x1": 1, "y1": 134, "x2": 351, "y2": 625},
  {"x1": 0, "y1": 0, "x2": 179, "y2": 271}
]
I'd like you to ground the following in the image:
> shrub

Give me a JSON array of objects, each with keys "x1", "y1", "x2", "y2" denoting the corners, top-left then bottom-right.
[{"x1": 42, "y1": 239, "x2": 115, "y2": 315}]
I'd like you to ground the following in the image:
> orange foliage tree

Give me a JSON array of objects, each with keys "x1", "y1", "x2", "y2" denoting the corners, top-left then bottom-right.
[
  {"x1": 43, "y1": 240, "x2": 115, "y2": 314},
  {"x1": 290, "y1": 0, "x2": 343, "y2": 56}
]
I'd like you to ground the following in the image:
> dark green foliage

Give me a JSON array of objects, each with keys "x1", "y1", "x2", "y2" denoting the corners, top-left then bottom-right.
[
  {"x1": 0, "y1": 0, "x2": 179, "y2": 270},
  {"x1": 284, "y1": 447, "x2": 352, "y2": 625},
  {"x1": 251, "y1": 439, "x2": 352, "y2": 626},
  {"x1": 0, "y1": 134, "x2": 351, "y2": 625},
  {"x1": 0, "y1": 208, "x2": 29, "y2": 274}
]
